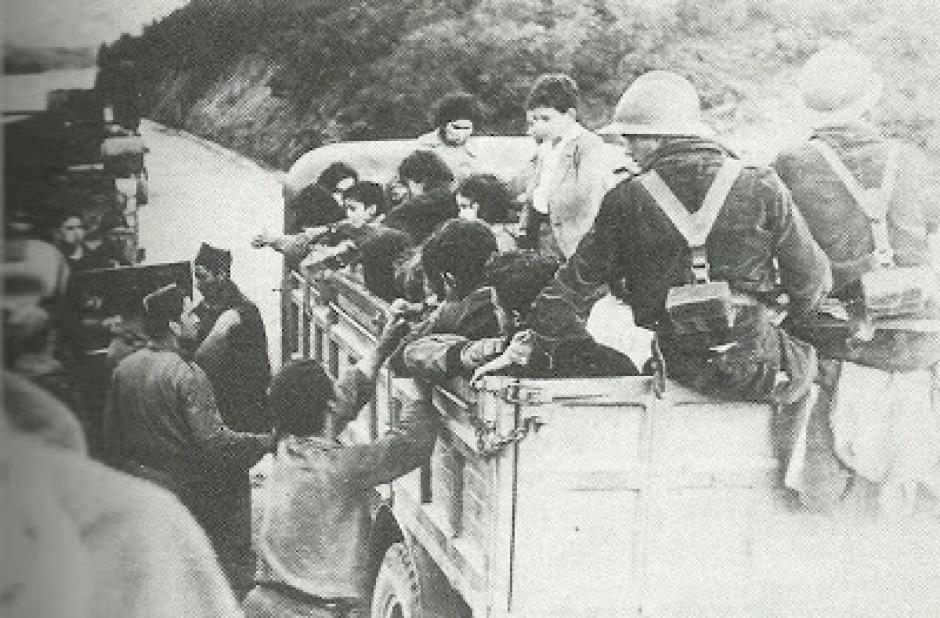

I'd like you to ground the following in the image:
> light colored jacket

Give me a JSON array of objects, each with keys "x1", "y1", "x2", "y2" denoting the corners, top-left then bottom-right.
[
  {"x1": 526, "y1": 126, "x2": 631, "y2": 258},
  {"x1": 254, "y1": 366, "x2": 437, "y2": 602},
  {"x1": 1, "y1": 372, "x2": 242, "y2": 618}
]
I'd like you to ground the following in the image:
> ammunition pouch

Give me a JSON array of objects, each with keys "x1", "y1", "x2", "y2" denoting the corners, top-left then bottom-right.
[
  {"x1": 665, "y1": 280, "x2": 736, "y2": 337},
  {"x1": 860, "y1": 265, "x2": 932, "y2": 319}
]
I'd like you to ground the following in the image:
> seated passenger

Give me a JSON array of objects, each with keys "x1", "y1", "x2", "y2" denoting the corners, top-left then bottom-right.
[
  {"x1": 245, "y1": 320, "x2": 438, "y2": 618},
  {"x1": 359, "y1": 227, "x2": 414, "y2": 302},
  {"x1": 409, "y1": 218, "x2": 501, "y2": 339},
  {"x1": 773, "y1": 43, "x2": 940, "y2": 514},
  {"x1": 403, "y1": 251, "x2": 641, "y2": 381},
  {"x1": 523, "y1": 71, "x2": 831, "y2": 404},
  {"x1": 251, "y1": 162, "x2": 356, "y2": 263},
  {"x1": 384, "y1": 150, "x2": 457, "y2": 244},
  {"x1": 417, "y1": 91, "x2": 484, "y2": 180},
  {"x1": 456, "y1": 174, "x2": 518, "y2": 250}
]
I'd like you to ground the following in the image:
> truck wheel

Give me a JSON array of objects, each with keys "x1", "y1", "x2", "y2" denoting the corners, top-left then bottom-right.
[{"x1": 370, "y1": 542, "x2": 468, "y2": 618}]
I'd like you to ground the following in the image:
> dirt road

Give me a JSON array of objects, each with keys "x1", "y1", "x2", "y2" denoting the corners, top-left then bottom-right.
[{"x1": 137, "y1": 119, "x2": 284, "y2": 365}]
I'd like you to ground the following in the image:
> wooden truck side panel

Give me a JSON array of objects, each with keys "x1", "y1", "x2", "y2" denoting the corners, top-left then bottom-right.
[{"x1": 298, "y1": 270, "x2": 940, "y2": 618}]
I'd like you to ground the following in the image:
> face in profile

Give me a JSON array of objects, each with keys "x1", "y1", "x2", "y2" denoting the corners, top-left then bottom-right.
[
  {"x1": 527, "y1": 106, "x2": 571, "y2": 143},
  {"x1": 442, "y1": 119, "x2": 474, "y2": 146},
  {"x1": 344, "y1": 198, "x2": 376, "y2": 228},
  {"x1": 58, "y1": 216, "x2": 86, "y2": 247},
  {"x1": 194, "y1": 264, "x2": 227, "y2": 301}
]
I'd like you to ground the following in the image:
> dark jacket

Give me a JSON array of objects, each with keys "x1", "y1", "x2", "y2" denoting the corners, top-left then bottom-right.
[
  {"x1": 773, "y1": 122, "x2": 940, "y2": 370},
  {"x1": 384, "y1": 189, "x2": 457, "y2": 245},
  {"x1": 105, "y1": 341, "x2": 269, "y2": 595},
  {"x1": 389, "y1": 286, "x2": 502, "y2": 376},
  {"x1": 402, "y1": 333, "x2": 640, "y2": 382},
  {"x1": 195, "y1": 282, "x2": 272, "y2": 433},
  {"x1": 104, "y1": 343, "x2": 268, "y2": 480},
  {"x1": 527, "y1": 138, "x2": 831, "y2": 401}
]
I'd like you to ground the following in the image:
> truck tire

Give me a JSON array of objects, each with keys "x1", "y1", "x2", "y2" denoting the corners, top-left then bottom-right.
[{"x1": 370, "y1": 542, "x2": 468, "y2": 618}]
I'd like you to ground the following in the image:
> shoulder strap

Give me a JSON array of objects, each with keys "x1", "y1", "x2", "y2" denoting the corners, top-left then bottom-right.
[
  {"x1": 810, "y1": 139, "x2": 901, "y2": 220},
  {"x1": 811, "y1": 139, "x2": 902, "y2": 266},
  {"x1": 639, "y1": 159, "x2": 744, "y2": 248}
]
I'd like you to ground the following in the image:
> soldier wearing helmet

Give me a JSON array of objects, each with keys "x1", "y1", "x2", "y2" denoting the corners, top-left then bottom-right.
[
  {"x1": 772, "y1": 43, "x2": 940, "y2": 514},
  {"x1": 513, "y1": 70, "x2": 832, "y2": 407}
]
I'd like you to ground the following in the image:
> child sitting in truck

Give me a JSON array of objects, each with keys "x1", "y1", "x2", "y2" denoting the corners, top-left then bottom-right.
[
  {"x1": 245, "y1": 319, "x2": 438, "y2": 618},
  {"x1": 252, "y1": 180, "x2": 385, "y2": 267},
  {"x1": 402, "y1": 251, "x2": 644, "y2": 381},
  {"x1": 394, "y1": 218, "x2": 502, "y2": 340}
]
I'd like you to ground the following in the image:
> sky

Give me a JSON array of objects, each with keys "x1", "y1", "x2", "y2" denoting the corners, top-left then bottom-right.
[{"x1": 4, "y1": 0, "x2": 192, "y2": 47}]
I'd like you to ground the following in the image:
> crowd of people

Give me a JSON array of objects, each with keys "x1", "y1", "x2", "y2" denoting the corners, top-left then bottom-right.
[{"x1": 4, "y1": 41, "x2": 940, "y2": 617}]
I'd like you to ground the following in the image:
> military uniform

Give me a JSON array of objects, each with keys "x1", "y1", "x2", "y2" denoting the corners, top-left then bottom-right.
[{"x1": 527, "y1": 137, "x2": 831, "y2": 401}]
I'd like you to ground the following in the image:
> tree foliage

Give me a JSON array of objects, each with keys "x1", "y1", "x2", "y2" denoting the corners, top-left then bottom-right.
[{"x1": 96, "y1": 0, "x2": 940, "y2": 167}]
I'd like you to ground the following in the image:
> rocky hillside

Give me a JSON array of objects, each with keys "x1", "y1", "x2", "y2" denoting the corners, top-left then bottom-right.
[{"x1": 101, "y1": 0, "x2": 940, "y2": 168}]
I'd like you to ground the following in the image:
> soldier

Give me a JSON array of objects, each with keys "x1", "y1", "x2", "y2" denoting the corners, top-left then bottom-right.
[
  {"x1": 518, "y1": 70, "x2": 831, "y2": 407},
  {"x1": 193, "y1": 243, "x2": 272, "y2": 432},
  {"x1": 103, "y1": 283, "x2": 272, "y2": 599},
  {"x1": 192, "y1": 243, "x2": 272, "y2": 597},
  {"x1": 772, "y1": 42, "x2": 940, "y2": 514}
]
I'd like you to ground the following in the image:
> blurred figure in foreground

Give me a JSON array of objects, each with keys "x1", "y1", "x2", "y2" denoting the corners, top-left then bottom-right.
[{"x1": 2, "y1": 371, "x2": 244, "y2": 618}]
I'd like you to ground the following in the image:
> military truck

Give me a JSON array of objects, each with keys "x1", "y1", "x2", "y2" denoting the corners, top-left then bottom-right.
[{"x1": 278, "y1": 140, "x2": 940, "y2": 617}]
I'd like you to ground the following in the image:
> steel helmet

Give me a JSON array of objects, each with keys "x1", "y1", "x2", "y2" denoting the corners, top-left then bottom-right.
[
  {"x1": 598, "y1": 70, "x2": 713, "y2": 138},
  {"x1": 799, "y1": 42, "x2": 883, "y2": 123}
]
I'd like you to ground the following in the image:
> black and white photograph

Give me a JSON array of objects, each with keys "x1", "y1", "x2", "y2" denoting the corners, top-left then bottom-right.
[{"x1": 4, "y1": 1, "x2": 940, "y2": 616}]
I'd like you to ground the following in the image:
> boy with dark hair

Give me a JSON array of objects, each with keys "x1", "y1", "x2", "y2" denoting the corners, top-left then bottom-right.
[
  {"x1": 456, "y1": 173, "x2": 517, "y2": 250},
  {"x1": 387, "y1": 219, "x2": 502, "y2": 375},
  {"x1": 384, "y1": 150, "x2": 458, "y2": 245},
  {"x1": 341, "y1": 181, "x2": 387, "y2": 231},
  {"x1": 457, "y1": 174, "x2": 512, "y2": 224},
  {"x1": 245, "y1": 320, "x2": 437, "y2": 618},
  {"x1": 359, "y1": 227, "x2": 414, "y2": 302},
  {"x1": 402, "y1": 250, "x2": 641, "y2": 381},
  {"x1": 397, "y1": 149, "x2": 456, "y2": 196},
  {"x1": 418, "y1": 91, "x2": 484, "y2": 180},
  {"x1": 421, "y1": 218, "x2": 498, "y2": 302},
  {"x1": 525, "y1": 73, "x2": 579, "y2": 113},
  {"x1": 522, "y1": 73, "x2": 631, "y2": 258}
]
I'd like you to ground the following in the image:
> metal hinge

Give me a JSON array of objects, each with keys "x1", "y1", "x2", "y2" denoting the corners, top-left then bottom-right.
[
  {"x1": 499, "y1": 383, "x2": 546, "y2": 405},
  {"x1": 472, "y1": 415, "x2": 544, "y2": 459}
]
